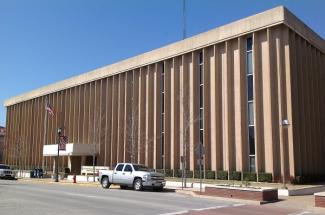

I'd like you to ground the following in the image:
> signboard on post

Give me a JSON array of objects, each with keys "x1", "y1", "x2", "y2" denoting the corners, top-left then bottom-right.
[{"x1": 59, "y1": 135, "x2": 68, "y2": 151}]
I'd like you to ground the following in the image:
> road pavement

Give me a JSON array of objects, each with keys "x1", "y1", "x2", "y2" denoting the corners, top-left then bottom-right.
[{"x1": 0, "y1": 179, "x2": 324, "y2": 215}]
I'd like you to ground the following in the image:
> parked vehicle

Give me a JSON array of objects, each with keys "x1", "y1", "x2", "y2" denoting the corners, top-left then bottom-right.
[
  {"x1": 99, "y1": 163, "x2": 165, "y2": 191},
  {"x1": 0, "y1": 164, "x2": 15, "y2": 179}
]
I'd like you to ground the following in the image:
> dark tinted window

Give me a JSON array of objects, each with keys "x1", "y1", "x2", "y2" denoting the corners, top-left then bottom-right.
[
  {"x1": 116, "y1": 164, "x2": 124, "y2": 171},
  {"x1": 124, "y1": 165, "x2": 133, "y2": 172},
  {"x1": 249, "y1": 156, "x2": 256, "y2": 172},
  {"x1": 247, "y1": 52, "x2": 253, "y2": 75},
  {"x1": 199, "y1": 51, "x2": 203, "y2": 64},
  {"x1": 161, "y1": 95, "x2": 164, "y2": 114},
  {"x1": 161, "y1": 116, "x2": 164, "y2": 132},
  {"x1": 249, "y1": 127, "x2": 255, "y2": 155},
  {"x1": 247, "y1": 75, "x2": 253, "y2": 101},
  {"x1": 0, "y1": 165, "x2": 10, "y2": 169},
  {"x1": 247, "y1": 37, "x2": 253, "y2": 51},
  {"x1": 133, "y1": 165, "x2": 150, "y2": 172},
  {"x1": 200, "y1": 130, "x2": 204, "y2": 145},
  {"x1": 161, "y1": 74, "x2": 165, "y2": 91},
  {"x1": 161, "y1": 135, "x2": 165, "y2": 154},
  {"x1": 248, "y1": 102, "x2": 254, "y2": 126},
  {"x1": 199, "y1": 86, "x2": 203, "y2": 107}
]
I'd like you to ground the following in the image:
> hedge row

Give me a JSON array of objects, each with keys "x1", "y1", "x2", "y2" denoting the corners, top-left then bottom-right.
[
  {"x1": 291, "y1": 175, "x2": 325, "y2": 184},
  {"x1": 156, "y1": 169, "x2": 273, "y2": 182}
]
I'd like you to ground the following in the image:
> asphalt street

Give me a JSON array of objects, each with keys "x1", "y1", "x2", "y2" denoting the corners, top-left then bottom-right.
[
  {"x1": 0, "y1": 179, "x2": 234, "y2": 215},
  {"x1": 0, "y1": 179, "x2": 324, "y2": 215}
]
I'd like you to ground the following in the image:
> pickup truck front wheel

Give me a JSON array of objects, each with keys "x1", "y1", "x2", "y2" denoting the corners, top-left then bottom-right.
[
  {"x1": 133, "y1": 178, "x2": 143, "y2": 191},
  {"x1": 101, "y1": 177, "x2": 111, "y2": 189}
]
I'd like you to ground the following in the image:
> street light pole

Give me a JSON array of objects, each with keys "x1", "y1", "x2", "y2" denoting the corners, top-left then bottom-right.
[
  {"x1": 281, "y1": 119, "x2": 290, "y2": 189},
  {"x1": 55, "y1": 127, "x2": 62, "y2": 182}
]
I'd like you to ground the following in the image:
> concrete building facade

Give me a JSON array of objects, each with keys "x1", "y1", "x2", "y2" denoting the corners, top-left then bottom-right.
[
  {"x1": 0, "y1": 126, "x2": 5, "y2": 163},
  {"x1": 3, "y1": 6, "x2": 325, "y2": 181}
]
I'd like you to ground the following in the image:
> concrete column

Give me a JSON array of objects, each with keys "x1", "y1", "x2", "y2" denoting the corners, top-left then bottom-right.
[
  {"x1": 189, "y1": 52, "x2": 199, "y2": 171},
  {"x1": 253, "y1": 32, "x2": 266, "y2": 176},
  {"x1": 283, "y1": 27, "x2": 295, "y2": 178},
  {"x1": 262, "y1": 28, "x2": 275, "y2": 176},
  {"x1": 234, "y1": 38, "x2": 244, "y2": 172},
  {"x1": 147, "y1": 65, "x2": 155, "y2": 168},
  {"x1": 153, "y1": 63, "x2": 162, "y2": 169},
  {"x1": 221, "y1": 42, "x2": 229, "y2": 171}
]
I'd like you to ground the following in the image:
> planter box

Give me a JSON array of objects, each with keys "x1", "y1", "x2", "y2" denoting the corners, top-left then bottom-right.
[
  {"x1": 200, "y1": 185, "x2": 278, "y2": 203},
  {"x1": 315, "y1": 192, "x2": 325, "y2": 208}
]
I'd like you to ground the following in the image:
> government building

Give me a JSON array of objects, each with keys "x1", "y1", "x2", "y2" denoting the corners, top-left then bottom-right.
[{"x1": 3, "y1": 6, "x2": 325, "y2": 182}]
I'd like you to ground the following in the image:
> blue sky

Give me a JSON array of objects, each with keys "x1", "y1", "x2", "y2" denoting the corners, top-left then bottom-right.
[{"x1": 0, "y1": 0, "x2": 324, "y2": 126}]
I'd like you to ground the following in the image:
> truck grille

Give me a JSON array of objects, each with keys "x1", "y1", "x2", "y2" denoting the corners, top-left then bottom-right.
[
  {"x1": 5, "y1": 171, "x2": 11, "y2": 174},
  {"x1": 151, "y1": 176, "x2": 164, "y2": 181}
]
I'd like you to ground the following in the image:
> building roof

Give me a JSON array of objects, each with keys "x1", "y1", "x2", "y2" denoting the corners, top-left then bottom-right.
[{"x1": 4, "y1": 6, "x2": 325, "y2": 107}]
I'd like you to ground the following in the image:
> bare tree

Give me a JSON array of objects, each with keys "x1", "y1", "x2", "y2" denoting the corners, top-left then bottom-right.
[
  {"x1": 91, "y1": 98, "x2": 102, "y2": 182},
  {"x1": 124, "y1": 103, "x2": 159, "y2": 165},
  {"x1": 125, "y1": 105, "x2": 138, "y2": 164},
  {"x1": 12, "y1": 137, "x2": 23, "y2": 178},
  {"x1": 178, "y1": 88, "x2": 200, "y2": 188}
]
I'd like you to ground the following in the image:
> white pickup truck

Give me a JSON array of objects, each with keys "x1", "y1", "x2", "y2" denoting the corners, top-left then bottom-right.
[
  {"x1": 99, "y1": 163, "x2": 165, "y2": 191},
  {"x1": 0, "y1": 164, "x2": 15, "y2": 179}
]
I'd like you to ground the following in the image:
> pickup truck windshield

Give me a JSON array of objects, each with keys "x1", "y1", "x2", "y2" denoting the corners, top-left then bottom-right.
[
  {"x1": 133, "y1": 165, "x2": 150, "y2": 172},
  {"x1": 0, "y1": 165, "x2": 10, "y2": 169}
]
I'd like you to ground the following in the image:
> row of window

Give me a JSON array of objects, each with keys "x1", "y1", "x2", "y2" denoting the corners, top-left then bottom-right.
[
  {"x1": 158, "y1": 39, "x2": 256, "y2": 172},
  {"x1": 246, "y1": 37, "x2": 256, "y2": 172},
  {"x1": 199, "y1": 52, "x2": 204, "y2": 157},
  {"x1": 161, "y1": 63, "x2": 165, "y2": 163}
]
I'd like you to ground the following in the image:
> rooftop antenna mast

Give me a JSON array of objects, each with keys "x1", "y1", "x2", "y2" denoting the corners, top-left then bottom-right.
[{"x1": 182, "y1": 0, "x2": 186, "y2": 39}]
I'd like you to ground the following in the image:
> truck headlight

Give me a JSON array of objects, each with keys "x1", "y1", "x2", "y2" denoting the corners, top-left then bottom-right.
[{"x1": 143, "y1": 174, "x2": 151, "y2": 181}]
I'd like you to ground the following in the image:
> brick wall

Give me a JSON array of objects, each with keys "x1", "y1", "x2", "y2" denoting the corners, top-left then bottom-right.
[
  {"x1": 199, "y1": 187, "x2": 278, "y2": 202},
  {"x1": 315, "y1": 195, "x2": 325, "y2": 208}
]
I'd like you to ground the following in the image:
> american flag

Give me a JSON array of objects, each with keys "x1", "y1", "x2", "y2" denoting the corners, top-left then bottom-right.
[{"x1": 45, "y1": 98, "x2": 54, "y2": 116}]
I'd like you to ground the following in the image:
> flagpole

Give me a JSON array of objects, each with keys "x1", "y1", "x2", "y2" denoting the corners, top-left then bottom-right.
[{"x1": 42, "y1": 96, "x2": 48, "y2": 174}]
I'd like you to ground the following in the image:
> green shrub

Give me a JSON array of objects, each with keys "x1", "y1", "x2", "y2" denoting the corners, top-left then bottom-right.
[
  {"x1": 205, "y1": 170, "x2": 215, "y2": 179},
  {"x1": 216, "y1": 170, "x2": 228, "y2": 180},
  {"x1": 291, "y1": 175, "x2": 325, "y2": 184},
  {"x1": 174, "y1": 169, "x2": 194, "y2": 178},
  {"x1": 174, "y1": 169, "x2": 183, "y2": 178},
  {"x1": 229, "y1": 171, "x2": 241, "y2": 180},
  {"x1": 186, "y1": 170, "x2": 193, "y2": 178},
  {"x1": 165, "y1": 169, "x2": 174, "y2": 177},
  {"x1": 194, "y1": 170, "x2": 203, "y2": 178},
  {"x1": 243, "y1": 172, "x2": 257, "y2": 181},
  {"x1": 155, "y1": 169, "x2": 173, "y2": 177},
  {"x1": 155, "y1": 169, "x2": 164, "y2": 174},
  {"x1": 258, "y1": 172, "x2": 272, "y2": 182}
]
